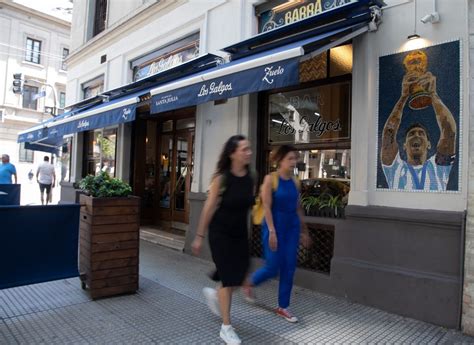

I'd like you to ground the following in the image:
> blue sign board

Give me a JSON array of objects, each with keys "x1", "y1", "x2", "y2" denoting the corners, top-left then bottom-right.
[
  {"x1": 258, "y1": 0, "x2": 356, "y2": 33},
  {"x1": 151, "y1": 57, "x2": 300, "y2": 114},
  {"x1": 0, "y1": 204, "x2": 80, "y2": 289}
]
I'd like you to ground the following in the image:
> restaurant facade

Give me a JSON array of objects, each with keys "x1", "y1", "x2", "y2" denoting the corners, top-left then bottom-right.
[{"x1": 18, "y1": 0, "x2": 474, "y2": 332}]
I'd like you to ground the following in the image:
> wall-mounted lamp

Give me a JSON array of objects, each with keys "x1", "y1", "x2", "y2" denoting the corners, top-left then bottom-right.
[{"x1": 407, "y1": 34, "x2": 421, "y2": 40}]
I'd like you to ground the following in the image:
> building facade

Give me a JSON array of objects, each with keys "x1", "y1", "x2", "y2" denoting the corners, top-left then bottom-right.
[
  {"x1": 0, "y1": 0, "x2": 70, "y2": 204},
  {"x1": 58, "y1": 0, "x2": 474, "y2": 332}
]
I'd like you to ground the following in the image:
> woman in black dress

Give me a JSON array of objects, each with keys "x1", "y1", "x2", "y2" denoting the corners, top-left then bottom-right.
[{"x1": 192, "y1": 135, "x2": 253, "y2": 345}]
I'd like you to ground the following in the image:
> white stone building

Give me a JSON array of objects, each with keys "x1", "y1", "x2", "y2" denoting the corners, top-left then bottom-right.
[
  {"x1": 0, "y1": 0, "x2": 70, "y2": 204},
  {"x1": 27, "y1": 0, "x2": 474, "y2": 333}
]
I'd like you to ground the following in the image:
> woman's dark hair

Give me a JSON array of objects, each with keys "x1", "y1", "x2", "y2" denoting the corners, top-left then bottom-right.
[
  {"x1": 271, "y1": 145, "x2": 297, "y2": 167},
  {"x1": 214, "y1": 135, "x2": 248, "y2": 177}
]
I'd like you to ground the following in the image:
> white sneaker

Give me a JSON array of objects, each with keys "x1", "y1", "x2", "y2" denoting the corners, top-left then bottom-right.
[
  {"x1": 220, "y1": 325, "x2": 241, "y2": 345},
  {"x1": 203, "y1": 287, "x2": 220, "y2": 316}
]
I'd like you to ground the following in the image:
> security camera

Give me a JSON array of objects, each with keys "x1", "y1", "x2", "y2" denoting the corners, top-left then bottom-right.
[
  {"x1": 420, "y1": 14, "x2": 432, "y2": 23},
  {"x1": 421, "y1": 12, "x2": 440, "y2": 24}
]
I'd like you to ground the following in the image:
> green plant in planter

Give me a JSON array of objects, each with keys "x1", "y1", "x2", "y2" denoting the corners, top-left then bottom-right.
[
  {"x1": 79, "y1": 171, "x2": 132, "y2": 198},
  {"x1": 301, "y1": 196, "x2": 321, "y2": 215},
  {"x1": 319, "y1": 194, "x2": 344, "y2": 217}
]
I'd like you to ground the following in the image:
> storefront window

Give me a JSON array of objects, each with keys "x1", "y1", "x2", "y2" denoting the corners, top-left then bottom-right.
[
  {"x1": 268, "y1": 82, "x2": 351, "y2": 144},
  {"x1": 295, "y1": 149, "x2": 350, "y2": 180},
  {"x1": 61, "y1": 137, "x2": 73, "y2": 182},
  {"x1": 264, "y1": 79, "x2": 352, "y2": 217},
  {"x1": 83, "y1": 128, "x2": 117, "y2": 177}
]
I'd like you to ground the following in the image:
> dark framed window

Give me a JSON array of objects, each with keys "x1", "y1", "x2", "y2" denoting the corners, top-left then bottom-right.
[
  {"x1": 19, "y1": 143, "x2": 34, "y2": 163},
  {"x1": 22, "y1": 85, "x2": 39, "y2": 110},
  {"x1": 93, "y1": 0, "x2": 108, "y2": 37},
  {"x1": 61, "y1": 48, "x2": 69, "y2": 70},
  {"x1": 81, "y1": 75, "x2": 104, "y2": 100},
  {"x1": 131, "y1": 33, "x2": 200, "y2": 81},
  {"x1": 25, "y1": 38, "x2": 41, "y2": 64},
  {"x1": 59, "y1": 92, "x2": 66, "y2": 109},
  {"x1": 83, "y1": 128, "x2": 118, "y2": 177}
]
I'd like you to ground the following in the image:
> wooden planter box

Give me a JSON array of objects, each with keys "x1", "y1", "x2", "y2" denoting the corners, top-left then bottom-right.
[{"x1": 79, "y1": 194, "x2": 140, "y2": 299}]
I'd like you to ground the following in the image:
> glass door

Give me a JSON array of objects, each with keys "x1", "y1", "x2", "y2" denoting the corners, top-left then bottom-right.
[{"x1": 158, "y1": 117, "x2": 195, "y2": 225}]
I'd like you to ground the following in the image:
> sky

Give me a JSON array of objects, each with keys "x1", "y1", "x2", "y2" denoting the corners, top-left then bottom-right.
[{"x1": 13, "y1": 0, "x2": 73, "y2": 22}]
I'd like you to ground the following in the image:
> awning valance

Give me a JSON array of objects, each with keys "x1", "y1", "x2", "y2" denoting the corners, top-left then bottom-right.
[
  {"x1": 18, "y1": 91, "x2": 141, "y2": 148},
  {"x1": 17, "y1": 54, "x2": 223, "y2": 145},
  {"x1": 150, "y1": 23, "x2": 369, "y2": 114},
  {"x1": 45, "y1": 92, "x2": 140, "y2": 138},
  {"x1": 17, "y1": 110, "x2": 74, "y2": 144}
]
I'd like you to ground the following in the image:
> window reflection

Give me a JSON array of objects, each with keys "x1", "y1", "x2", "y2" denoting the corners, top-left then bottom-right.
[
  {"x1": 61, "y1": 137, "x2": 73, "y2": 182},
  {"x1": 160, "y1": 135, "x2": 173, "y2": 208},
  {"x1": 268, "y1": 82, "x2": 351, "y2": 144},
  {"x1": 295, "y1": 149, "x2": 350, "y2": 181},
  {"x1": 84, "y1": 128, "x2": 117, "y2": 177}
]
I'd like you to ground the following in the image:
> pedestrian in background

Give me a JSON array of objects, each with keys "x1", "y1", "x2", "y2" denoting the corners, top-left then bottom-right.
[
  {"x1": 192, "y1": 135, "x2": 254, "y2": 345},
  {"x1": 0, "y1": 154, "x2": 17, "y2": 184},
  {"x1": 244, "y1": 145, "x2": 311, "y2": 323},
  {"x1": 36, "y1": 156, "x2": 55, "y2": 205}
]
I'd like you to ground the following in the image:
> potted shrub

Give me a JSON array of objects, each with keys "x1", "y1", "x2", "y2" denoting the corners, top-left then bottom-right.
[{"x1": 78, "y1": 172, "x2": 140, "y2": 299}]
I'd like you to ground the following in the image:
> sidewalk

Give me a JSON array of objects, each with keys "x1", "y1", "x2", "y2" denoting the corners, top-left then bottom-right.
[{"x1": 1, "y1": 240, "x2": 473, "y2": 344}]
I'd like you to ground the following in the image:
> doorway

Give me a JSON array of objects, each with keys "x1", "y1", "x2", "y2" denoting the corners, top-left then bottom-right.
[
  {"x1": 133, "y1": 108, "x2": 195, "y2": 233},
  {"x1": 158, "y1": 122, "x2": 194, "y2": 227}
]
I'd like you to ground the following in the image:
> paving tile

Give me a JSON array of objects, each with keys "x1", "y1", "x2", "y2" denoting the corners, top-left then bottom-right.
[{"x1": 0, "y1": 240, "x2": 473, "y2": 344}]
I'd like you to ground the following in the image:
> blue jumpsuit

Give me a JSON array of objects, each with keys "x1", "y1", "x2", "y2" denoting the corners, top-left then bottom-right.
[{"x1": 251, "y1": 176, "x2": 300, "y2": 309}]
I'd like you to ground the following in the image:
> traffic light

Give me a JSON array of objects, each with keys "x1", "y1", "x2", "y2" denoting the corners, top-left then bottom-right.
[{"x1": 12, "y1": 73, "x2": 23, "y2": 94}]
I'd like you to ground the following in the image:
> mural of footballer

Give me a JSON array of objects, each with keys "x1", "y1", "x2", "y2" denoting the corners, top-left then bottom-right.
[{"x1": 380, "y1": 50, "x2": 457, "y2": 191}]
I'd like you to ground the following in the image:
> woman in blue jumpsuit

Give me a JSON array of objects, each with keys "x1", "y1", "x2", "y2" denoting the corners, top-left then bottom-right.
[{"x1": 247, "y1": 145, "x2": 310, "y2": 323}]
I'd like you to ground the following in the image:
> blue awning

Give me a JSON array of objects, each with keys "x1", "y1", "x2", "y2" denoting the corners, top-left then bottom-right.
[
  {"x1": 17, "y1": 54, "x2": 224, "y2": 145},
  {"x1": 17, "y1": 110, "x2": 73, "y2": 143},
  {"x1": 24, "y1": 136, "x2": 63, "y2": 155},
  {"x1": 44, "y1": 91, "x2": 141, "y2": 138},
  {"x1": 150, "y1": 23, "x2": 369, "y2": 114},
  {"x1": 18, "y1": 90, "x2": 143, "y2": 147}
]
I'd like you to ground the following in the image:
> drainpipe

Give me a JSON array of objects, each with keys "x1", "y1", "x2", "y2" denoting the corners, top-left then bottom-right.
[{"x1": 459, "y1": 211, "x2": 467, "y2": 330}]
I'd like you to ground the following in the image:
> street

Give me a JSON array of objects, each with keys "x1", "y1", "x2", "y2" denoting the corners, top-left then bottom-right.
[{"x1": 1, "y1": 240, "x2": 472, "y2": 344}]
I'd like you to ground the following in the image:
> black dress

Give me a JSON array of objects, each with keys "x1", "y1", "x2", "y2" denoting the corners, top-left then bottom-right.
[{"x1": 208, "y1": 170, "x2": 254, "y2": 287}]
